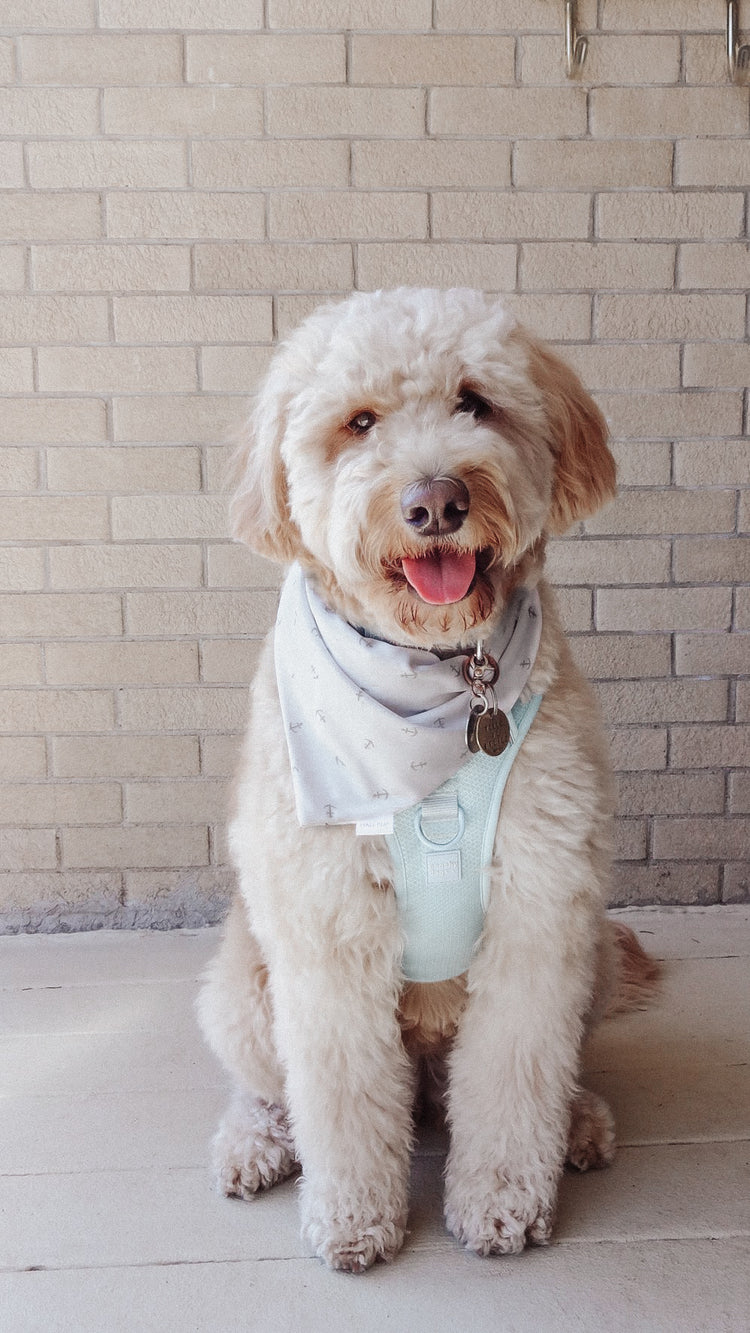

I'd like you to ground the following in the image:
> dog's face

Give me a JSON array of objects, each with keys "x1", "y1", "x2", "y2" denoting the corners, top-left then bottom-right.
[{"x1": 231, "y1": 288, "x2": 615, "y2": 650}]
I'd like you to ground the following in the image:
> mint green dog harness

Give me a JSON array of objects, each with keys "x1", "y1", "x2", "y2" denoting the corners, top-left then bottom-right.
[{"x1": 386, "y1": 694, "x2": 543, "y2": 984}]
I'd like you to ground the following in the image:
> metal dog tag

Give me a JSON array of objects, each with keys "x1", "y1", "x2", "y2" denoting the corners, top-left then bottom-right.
[
  {"x1": 466, "y1": 700, "x2": 484, "y2": 754},
  {"x1": 468, "y1": 703, "x2": 511, "y2": 757},
  {"x1": 466, "y1": 700, "x2": 511, "y2": 757},
  {"x1": 475, "y1": 706, "x2": 511, "y2": 757}
]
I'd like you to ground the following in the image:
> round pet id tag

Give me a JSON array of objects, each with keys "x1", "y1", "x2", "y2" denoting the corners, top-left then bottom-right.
[{"x1": 475, "y1": 706, "x2": 511, "y2": 757}]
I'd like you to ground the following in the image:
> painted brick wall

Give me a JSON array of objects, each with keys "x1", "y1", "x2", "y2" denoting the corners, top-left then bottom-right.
[{"x1": 1, "y1": 0, "x2": 748, "y2": 929}]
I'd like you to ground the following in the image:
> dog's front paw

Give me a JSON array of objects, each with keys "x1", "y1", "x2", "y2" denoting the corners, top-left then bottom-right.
[
  {"x1": 566, "y1": 1088, "x2": 616, "y2": 1172},
  {"x1": 212, "y1": 1095, "x2": 298, "y2": 1200},
  {"x1": 445, "y1": 1178, "x2": 555, "y2": 1257},
  {"x1": 302, "y1": 1190, "x2": 406, "y2": 1272},
  {"x1": 307, "y1": 1218, "x2": 406, "y2": 1273}
]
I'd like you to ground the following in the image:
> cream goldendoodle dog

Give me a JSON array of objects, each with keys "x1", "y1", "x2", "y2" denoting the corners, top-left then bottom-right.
[{"x1": 198, "y1": 287, "x2": 657, "y2": 1272}]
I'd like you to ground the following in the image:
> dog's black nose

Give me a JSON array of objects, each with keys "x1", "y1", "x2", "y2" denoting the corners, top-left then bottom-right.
[{"x1": 400, "y1": 476, "x2": 470, "y2": 537}]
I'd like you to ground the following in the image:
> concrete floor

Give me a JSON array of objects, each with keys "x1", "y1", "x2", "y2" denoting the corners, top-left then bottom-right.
[{"x1": 1, "y1": 907, "x2": 749, "y2": 1332}]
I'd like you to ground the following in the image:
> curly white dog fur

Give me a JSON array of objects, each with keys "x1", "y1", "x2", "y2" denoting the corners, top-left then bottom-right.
[{"x1": 198, "y1": 288, "x2": 657, "y2": 1272}]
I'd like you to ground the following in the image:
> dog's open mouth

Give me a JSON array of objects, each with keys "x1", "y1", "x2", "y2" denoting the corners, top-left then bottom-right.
[{"x1": 400, "y1": 549, "x2": 480, "y2": 605}]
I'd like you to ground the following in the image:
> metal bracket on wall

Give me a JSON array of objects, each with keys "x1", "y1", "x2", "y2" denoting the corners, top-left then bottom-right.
[
  {"x1": 565, "y1": 0, "x2": 588, "y2": 78},
  {"x1": 727, "y1": 1, "x2": 750, "y2": 82}
]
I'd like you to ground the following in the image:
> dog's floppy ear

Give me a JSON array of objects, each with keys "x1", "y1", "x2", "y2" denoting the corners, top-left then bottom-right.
[
  {"x1": 519, "y1": 331, "x2": 616, "y2": 534},
  {"x1": 228, "y1": 359, "x2": 302, "y2": 563}
]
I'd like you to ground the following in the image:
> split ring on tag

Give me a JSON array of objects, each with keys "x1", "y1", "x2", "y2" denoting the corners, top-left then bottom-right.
[{"x1": 463, "y1": 651, "x2": 499, "y2": 688}]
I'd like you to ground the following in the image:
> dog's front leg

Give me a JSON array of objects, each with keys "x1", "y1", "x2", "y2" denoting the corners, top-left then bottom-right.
[
  {"x1": 444, "y1": 882, "x2": 599, "y2": 1256},
  {"x1": 264, "y1": 868, "x2": 414, "y2": 1273}
]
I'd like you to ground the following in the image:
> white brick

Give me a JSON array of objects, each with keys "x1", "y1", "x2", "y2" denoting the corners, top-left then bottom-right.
[
  {"x1": 0, "y1": 397, "x2": 106, "y2": 445},
  {"x1": 0, "y1": 736, "x2": 47, "y2": 779},
  {"x1": 435, "y1": 0, "x2": 596, "y2": 29},
  {"x1": 0, "y1": 690, "x2": 115, "y2": 734},
  {"x1": 267, "y1": 86, "x2": 425, "y2": 138},
  {"x1": 1, "y1": 350, "x2": 36, "y2": 393},
  {"x1": 0, "y1": 88, "x2": 98, "y2": 135},
  {"x1": 3, "y1": 2, "x2": 94, "y2": 28},
  {"x1": 52, "y1": 735, "x2": 199, "y2": 779},
  {"x1": 106, "y1": 193, "x2": 265, "y2": 242},
  {"x1": 595, "y1": 678, "x2": 728, "y2": 725},
  {"x1": 591, "y1": 89, "x2": 747, "y2": 139},
  {"x1": 113, "y1": 294, "x2": 272, "y2": 344},
  {"x1": 431, "y1": 87, "x2": 586, "y2": 138},
  {"x1": 124, "y1": 779, "x2": 227, "y2": 824},
  {"x1": 357, "y1": 243, "x2": 517, "y2": 292},
  {"x1": 0, "y1": 194, "x2": 99, "y2": 249},
  {"x1": 194, "y1": 242, "x2": 353, "y2": 293},
  {"x1": 113, "y1": 395, "x2": 246, "y2": 444},
  {"x1": 0, "y1": 143, "x2": 24, "y2": 189},
  {"x1": 32, "y1": 244, "x2": 191, "y2": 293},
  {"x1": 269, "y1": 0, "x2": 431, "y2": 24},
  {"x1": 682, "y1": 344, "x2": 750, "y2": 390},
  {"x1": 200, "y1": 345, "x2": 273, "y2": 393},
  {"x1": 0, "y1": 593, "x2": 122, "y2": 639},
  {"x1": 191, "y1": 140, "x2": 349, "y2": 190},
  {"x1": 100, "y1": 0, "x2": 263, "y2": 27},
  {"x1": 601, "y1": 2, "x2": 724, "y2": 32},
  {"x1": 352, "y1": 140, "x2": 511, "y2": 190},
  {"x1": 187, "y1": 34, "x2": 345, "y2": 85},
  {"x1": 269, "y1": 192, "x2": 427, "y2": 242},
  {"x1": 200, "y1": 639, "x2": 263, "y2": 684},
  {"x1": 45, "y1": 445, "x2": 200, "y2": 493},
  {"x1": 111, "y1": 496, "x2": 227, "y2": 541},
  {"x1": 118, "y1": 686, "x2": 248, "y2": 731},
  {"x1": 516, "y1": 140, "x2": 671, "y2": 190},
  {"x1": 125, "y1": 590, "x2": 277, "y2": 637},
  {"x1": 61, "y1": 825, "x2": 208, "y2": 871},
  {"x1": 48, "y1": 545, "x2": 203, "y2": 591},
  {"x1": 433, "y1": 193, "x2": 590, "y2": 242},
  {"x1": 0, "y1": 782, "x2": 121, "y2": 827},
  {"x1": 0, "y1": 497, "x2": 109, "y2": 542},
  {"x1": 38, "y1": 347, "x2": 198, "y2": 394},
  {"x1": 597, "y1": 192, "x2": 745, "y2": 242},
  {"x1": 0, "y1": 446, "x2": 38, "y2": 491},
  {"x1": 0, "y1": 646, "x2": 44, "y2": 687},
  {"x1": 205, "y1": 544, "x2": 280, "y2": 589},
  {"x1": 350, "y1": 34, "x2": 515, "y2": 86},
  {"x1": 0, "y1": 39, "x2": 15, "y2": 84},
  {"x1": 0, "y1": 830, "x2": 57, "y2": 872},
  {"x1": 0, "y1": 547, "x2": 45, "y2": 593},
  {"x1": 596, "y1": 588, "x2": 732, "y2": 634},
  {"x1": 46, "y1": 639, "x2": 199, "y2": 686},
  {"x1": 103, "y1": 87, "x2": 263, "y2": 137},
  {"x1": 28, "y1": 142, "x2": 188, "y2": 191},
  {"x1": 0, "y1": 248, "x2": 26, "y2": 290},
  {"x1": 521, "y1": 242, "x2": 675, "y2": 292},
  {"x1": 0, "y1": 295, "x2": 109, "y2": 345}
]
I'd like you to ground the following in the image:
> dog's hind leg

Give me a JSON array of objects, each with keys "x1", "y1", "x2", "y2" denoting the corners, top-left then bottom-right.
[
  {"x1": 566, "y1": 1087, "x2": 615, "y2": 1172},
  {"x1": 197, "y1": 896, "x2": 299, "y2": 1196}
]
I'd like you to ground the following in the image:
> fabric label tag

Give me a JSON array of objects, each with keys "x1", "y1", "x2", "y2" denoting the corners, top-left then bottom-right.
[{"x1": 356, "y1": 816, "x2": 395, "y2": 837}]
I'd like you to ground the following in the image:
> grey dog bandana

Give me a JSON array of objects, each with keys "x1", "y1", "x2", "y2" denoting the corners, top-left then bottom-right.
[{"x1": 274, "y1": 562, "x2": 542, "y2": 828}]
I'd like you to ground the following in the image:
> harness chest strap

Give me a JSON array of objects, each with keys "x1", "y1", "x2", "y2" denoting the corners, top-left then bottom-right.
[{"x1": 385, "y1": 693, "x2": 543, "y2": 985}]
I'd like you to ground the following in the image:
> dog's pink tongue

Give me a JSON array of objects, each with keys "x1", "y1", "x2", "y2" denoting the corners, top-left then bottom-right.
[{"x1": 401, "y1": 551, "x2": 476, "y2": 605}]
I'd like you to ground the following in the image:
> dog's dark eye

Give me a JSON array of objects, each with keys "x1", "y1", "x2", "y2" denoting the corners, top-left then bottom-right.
[
  {"x1": 455, "y1": 388, "x2": 492, "y2": 421},
  {"x1": 345, "y1": 410, "x2": 378, "y2": 435}
]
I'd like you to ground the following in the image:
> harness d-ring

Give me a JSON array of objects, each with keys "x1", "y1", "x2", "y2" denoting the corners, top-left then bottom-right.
[{"x1": 414, "y1": 803, "x2": 466, "y2": 852}]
